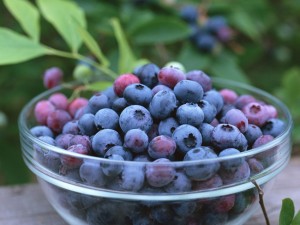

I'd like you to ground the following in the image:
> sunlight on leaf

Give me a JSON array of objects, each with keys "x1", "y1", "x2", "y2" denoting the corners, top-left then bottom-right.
[
  {"x1": 0, "y1": 28, "x2": 48, "y2": 65},
  {"x1": 4, "y1": 0, "x2": 40, "y2": 42},
  {"x1": 37, "y1": 0, "x2": 86, "y2": 53}
]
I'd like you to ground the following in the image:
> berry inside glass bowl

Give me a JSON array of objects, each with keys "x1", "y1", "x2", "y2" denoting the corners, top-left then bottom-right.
[{"x1": 19, "y1": 64, "x2": 292, "y2": 225}]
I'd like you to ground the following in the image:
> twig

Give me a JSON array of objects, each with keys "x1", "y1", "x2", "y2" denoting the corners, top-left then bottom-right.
[{"x1": 251, "y1": 179, "x2": 271, "y2": 225}]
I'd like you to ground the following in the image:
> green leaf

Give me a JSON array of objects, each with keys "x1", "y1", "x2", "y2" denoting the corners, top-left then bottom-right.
[
  {"x1": 85, "y1": 81, "x2": 113, "y2": 92},
  {"x1": 209, "y1": 52, "x2": 250, "y2": 84},
  {"x1": 0, "y1": 28, "x2": 48, "y2": 65},
  {"x1": 291, "y1": 211, "x2": 300, "y2": 225},
  {"x1": 129, "y1": 17, "x2": 191, "y2": 44},
  {"x1": 229, "y1": 9, "x2": 260, "y2": 40},
  {"x1": 77, "y1": 26, "x2": 109, "y2": 67},
  {"x1": 110, "y1": 18, "x2": 137, "y2": 74},
  {"x1": 37, "y1": 0, "x2": 86, "y2": 52},
  {"x1": 177, "y1": 43, "x2": 211, "y2": 71},
  {"x1": 4, "y1": 0, "x2": 40, "y2": 42},
  {"x1": 279, "y1": 198, "x2": 295, "y2": 225}
]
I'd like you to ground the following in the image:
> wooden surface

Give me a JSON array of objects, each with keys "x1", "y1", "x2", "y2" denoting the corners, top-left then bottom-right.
[{"x1": 0, "y1": 157, "x2": 299, "y2": 225}]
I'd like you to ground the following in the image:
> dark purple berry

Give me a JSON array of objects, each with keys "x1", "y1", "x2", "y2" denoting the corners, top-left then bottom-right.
[
  {"x1": 124, "y1": 128, "x2": 149, "y2": 153},
  {"x1": 148, "y1": 135, "x2": 176, "y2": 159},
  {"x1": 43, "y1": 67, "x2": 63, "y2": 89},
  {"x1": 186, "y1": 70, "x2": 212, "y2": 92},
  {"x1": 158, "y1": 66, "x2": 186, "y2": 88}
]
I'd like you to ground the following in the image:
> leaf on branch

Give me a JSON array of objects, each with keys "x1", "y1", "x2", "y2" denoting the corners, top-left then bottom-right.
[
  {"x1": 85, "y1": 81, "x2": 113, "y2": 92},
  {"x1": 77, "y1": 26, "x2": 109, "y2": 67},
  {"x1": 4, "y1": 0, "x2": 40, "y2": 42},
  {"x1": 110, "y1": 18, "x2": 137, "y2": 74},
  {"x1": 129, "y1": 17, "x2": 191, "y2": 45},
  {"x1": 37, "y1": 0, "x2": 86, "y2": 53},
  {"x1": 279, "y1": 198, "x2": 295, "y2": 225},
  {"x1": 0, "y1": 28, "x2": 48, "y2": 65}
]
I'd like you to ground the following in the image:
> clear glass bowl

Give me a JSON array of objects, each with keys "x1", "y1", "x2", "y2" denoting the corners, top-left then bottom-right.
[{"x1": 19, "y1": 78, "x2": 293, "y2": 225}]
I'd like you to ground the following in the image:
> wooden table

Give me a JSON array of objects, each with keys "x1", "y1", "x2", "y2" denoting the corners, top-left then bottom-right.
[{"x1": 0, "y1": 157, "x2": 299, "y2": 225}]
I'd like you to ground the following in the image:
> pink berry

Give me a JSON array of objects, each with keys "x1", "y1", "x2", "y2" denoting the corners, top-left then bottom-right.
[
  {"x1": 68, "y1": 97, "x2": 88, "y2": 117},
  {"x1": 34, "y1": 100, "x2": 55, "y2": 125},
  {"x1": 48, "y1": 93, "x2": 69, "y2": 110},
  {"x1": 43, "y1": 67, "x2": 63, "y2": 89},
  {"x1": 60, "y1": 144, "x2": 89, "y2": 169},
  {"x1": 264, "y1": 105, "x2": 278, "y2": 118},
  {"x1": 113, "y1": 74, "x2": 140, "y2": 97},
  {"x1": 242, "y1": 102, "x2": 269, "y2": 127},
  {"x1": 219, "y1": 89, "x2": 238, "y2": 104},
  {"x1": 46, "y1": 109, "x2": 72, "y2": 133},
  {"x1": 234, "y1": 95, "x2": 256, "y2": 110},
  {"x1": 158, "y1": 67, "x2": 186, "y2": 89}
]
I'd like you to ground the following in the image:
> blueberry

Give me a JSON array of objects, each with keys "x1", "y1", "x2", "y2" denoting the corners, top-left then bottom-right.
[
  {"x1": 164, "y1": 171, "x2": 192, "y2": 193},
  {"x1": 205, "y1": 16, "x2": 227, "y2": 33},
  {"x1": 49, "y1": 93, "x2": 68, "y2": 110},
  {"x1": 134, "y1": 63, "x2": 159, "y2": 88},
  {"x1": 124, "y1": 129, "x2": 149, "y2": 153},
  {"x1": 30, "y1": 125, "x2": 54, "y2": 137},
  {"x1": 150, "y1": 205, "x2": 173, "y2": 224},
  {"x1": 62, "y1": 120, "x2": 80, "y2": 135},
  {"x1": 79, "y1": 160, "x2": 106, "y2": 187},
  {"x1": 186, "y1": 70, "x2": 212, "y2": 92},
  {"x1": 92, "y1": 129, "x2": 123, "y2": 156},
  {"x1": 180, "y1": 5, "x2": 198, "y2": 23},
  {"x1": 158, "y1": 117, "x2": 179, "y2": 137},
  {"x1": 157, "y1": 66, "x2": 186, "y2": 88},
  {"x1": 192, "y1": 174, "x2": 223, "y2": 190},
  {"x1": 218, "y1": 104, "x2": 236, "y2": 121},
  {"x1": 219, "y1": 88, "x2": 238, "y2": 104},
  {"x1": 120, "y1": 165, "x2": 145, "y2": 191},
  {"x1": 149, "y1": 90, "x2": 177, "y2": 120},
  {"x1": 60, "y1": 144, "x2": 89, "y2": 170},
  {"x1": 34, "y1": 100, "x2": 56, "y2": 125},
  {"x1": 68, "y1": 97, "x2": 88, "y2": 118},
  {"x1": 234, "y1": 94, "x2": 256, "y2": 110},
  {"x1": 151, "y1": 84, "x2": 172, "y2": 96},
  {"x1": 111, "y1": 97, "x2": 128, "y2": 114},
  {"x1": 87, "y1": 93, "x2": 109, "y2": 114},
  {"x1": 176, "y1": 103, "x2": 204, "y2": 127},
  {"x1": 146, "y1": 158, "x2": 176, "y2": 187},
  {"x1": 199, "y1": 123, "x2": 214, "y2": 146},
  {"x1": 101, "y1": 86, "x2": 118, "y2": 107},
  {"x1": 148, "y1": 135, "x2": 176, "y2": 159},
  {"x1": 55, "y1": 133, "x2": 74, "y2": 149},
  {"x1": 174, "y1": 80, "x2": 204, "y2": 103},
  {"x1": 184, "y1": 147, "x2": 220, "y2": 181},
  {"x1": 133, "y1": 154, "x2": 152, "y2": 162},
  {"x1": 147, "y1": 123, "x2": 159, "y2": 141},
  {"x1": 172, "y1": 124, "x2": 202, "y2": 154},
  {"x1": 123, "y1": 83, "x2": 152, "y2": 106},
  {"x1": 247, "y1": 158, "x2": 264, "y2": 176},
  {"x1": 46, "y1": 109, "x2": 72, "y2": 134},
  {"x1": 69, "y1": 134, "x2": 91, "y2": 151},
  {"x1": 94, "y1": 108, "x2": 119, "y2": 130},
  {"x1": 201, "y1": 212, "x2": 228, "y2": 225},
  {"x1": 230, "y1": 192, "x2": 249, "y2": 214},
  {"x1": 104, "y1": 145, "x2": 133, "y2": 161},
  {"x1": 244, "y1": 124, "x2": 263, "y2": 146},
  {"x1": 242, "y1": 102, "x2": 269, "y2": 127},
  {"x1": 219, "y1": 161, "x2": 250, "y2": 185},
  {"x1": 86, "y1": 201, "x2": 126, "y2": 225},
  {"x1": 195, "y1": 33, "x2": 217, "y2": 52},
  {"x1": 119, "y1": 105, "x2": 153, "y2": 133},
  {"x1": 113, "y1": 73, "x2": 140, "y2": 97},
  {"x1": 78, "y1": 113, "x2": 97, "y2": 136},
  {"x1": 211, "y1": 124, "x2": 248, "y2": 151},
  {"x1": 224, "y1": 109, "x2": 248, "y2": 133},
  {"x1": 101, "y1": 154, "x2": 124, "y2": 177},
  {"x1": 203, "y1": 89, "x2": 224, "y2": 113},
  {"x1": 198, "y1": 100, "x2": 217, "y2": 123},
  {"x1": 262, "y1": 118, "x2": 285, "y2": 137},
  {"x1": 209, "y1": 194, "x2": 236, "y2": 213},
  {"x1": 219, "y1": 148, "x2": 244, "y2": 171},
  {"x1": 172, "y1": 201, "x2": 197, "y2": 218},
  {"x1": 43, "y1": 67, "x2": 63, "y2": 89}
]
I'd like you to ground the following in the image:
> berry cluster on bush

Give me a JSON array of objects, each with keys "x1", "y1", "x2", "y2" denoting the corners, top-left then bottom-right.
[
  {"x1": 180, "y1": 5, "x2": 233, "y2": 53},
  {"x1": 31, "y1": 62, "x2": 285, "y2": 224}
]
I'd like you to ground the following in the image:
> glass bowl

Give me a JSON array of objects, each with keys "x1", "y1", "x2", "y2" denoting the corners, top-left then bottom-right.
[{"x1": 19, "y1": 78, "x2": 293, "y2": 225}]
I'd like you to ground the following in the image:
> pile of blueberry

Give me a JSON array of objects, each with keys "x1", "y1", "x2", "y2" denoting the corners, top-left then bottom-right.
[
  {"x1": 31, "y1": 63, "x2": 285, "y2": 225},
  {"x1": 180, "y1": 5, "x2": 233, "y2": 53}
]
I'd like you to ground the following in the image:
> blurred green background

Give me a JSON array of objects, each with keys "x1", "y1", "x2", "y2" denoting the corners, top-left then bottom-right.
[{"x1": 0, "y1": 0, "x2": 299, "y2": 185}]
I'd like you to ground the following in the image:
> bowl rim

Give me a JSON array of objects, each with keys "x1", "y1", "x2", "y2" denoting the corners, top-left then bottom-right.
[{"x1": 18, "y1": 77, "x2": 293, "y2": 166}]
